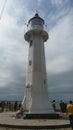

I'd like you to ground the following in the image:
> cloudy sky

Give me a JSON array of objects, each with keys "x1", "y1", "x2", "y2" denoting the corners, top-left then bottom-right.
[{"x1": 0, "y1": 0, "x2": 73, "y2": 102}]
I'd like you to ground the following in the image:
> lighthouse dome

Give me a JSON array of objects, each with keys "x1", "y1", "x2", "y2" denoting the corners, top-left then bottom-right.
[
  {"x1": 27, "y1": 13, "x2": 44, "y2": 30},
  {"x1": 28, "y1": 13, "x2": 44, "y2": 25}
]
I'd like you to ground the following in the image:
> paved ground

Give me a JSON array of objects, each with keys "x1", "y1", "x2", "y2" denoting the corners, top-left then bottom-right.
[{"x1": 0, "y1": 112, "x2": 72, "y2": 130}]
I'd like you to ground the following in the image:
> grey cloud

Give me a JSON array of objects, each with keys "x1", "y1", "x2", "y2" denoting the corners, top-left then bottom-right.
[
  {"x1": 0, "y1": 67, "x2": 26, "y2": 101},
  {"x1": 0, "y1": 0, "x2": 73, "y2": 102},
  {"x1": 47, "y1": 69, "x2": 73, "y2": 93},
  {"x1": 47, "y1": 69, "x2": 73, "y2": 101}
]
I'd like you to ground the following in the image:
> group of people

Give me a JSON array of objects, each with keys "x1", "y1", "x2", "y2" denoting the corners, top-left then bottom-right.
[
  {"x1": 15, "y1": 100, "x2": 73, "y2": 129},
  {"x1": 59, "y1": 100, "x2": 67, "y2": 113},
  {"x1": 0, "y1": 100, "x2": 21, "y2": 112},
  {"x1": 0, "y1": 100, "x2": 73, "y2": 129},
  {"x1": 52, "y1": 100, "x2": 67, "y2": 112},
  {"x1": 52, "y1": 100, "x2": 73, "y2": 129}
]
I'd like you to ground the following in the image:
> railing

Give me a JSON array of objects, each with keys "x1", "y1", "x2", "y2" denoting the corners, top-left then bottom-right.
[{"x1": 0, "y1": 101, "x2": 22, "y2": 112}]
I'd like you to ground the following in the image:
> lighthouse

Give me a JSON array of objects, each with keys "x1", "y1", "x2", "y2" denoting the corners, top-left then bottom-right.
[{"x1": 22, "y1": 13, "x2": 56, "y2": 118}]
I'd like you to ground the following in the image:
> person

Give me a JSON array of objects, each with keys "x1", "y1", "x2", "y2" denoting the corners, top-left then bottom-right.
[
  {"x1": 15, "y1": 107, "x2": 24, "y2": 118},
  {"x1": 66, "y1": 100, "x2": 73, "y2": 129},
  {"x1": 0, "y1": 101, "x2": 2, "y2": 112},
  {"x1": 60, "y1": 100, "x2": 67, "y2": 113},
  {"x1": 52, "y1": 100, "x2": 56, "y2": 111},
  {"x1": 14, "y1": 101, "x2": 18, "y2": 111}
]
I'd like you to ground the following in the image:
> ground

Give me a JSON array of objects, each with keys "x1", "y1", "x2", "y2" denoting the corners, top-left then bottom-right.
[{"x1": 0, "y1": 112, "x2": 72, "y2": 130}]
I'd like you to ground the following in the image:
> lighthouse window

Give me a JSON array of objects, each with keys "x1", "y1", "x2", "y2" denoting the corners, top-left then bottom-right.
[
  {"x1": 31, "y1": 19, "x2": 43, "y2": 26},
  {"x1": 44, "y1": 80, "x2": 46, "y2": 84},
  {"x1": 30, "y1": 40, "x2": 33, "y2": 47},
  {"x1": 29, "y1": 60, "x2": 32, "y2": 65}
]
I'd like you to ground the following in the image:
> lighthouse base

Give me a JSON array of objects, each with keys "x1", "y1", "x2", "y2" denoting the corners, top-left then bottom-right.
[{"x1": 23, "y1": 113, "x2": 60, "y2": 119}]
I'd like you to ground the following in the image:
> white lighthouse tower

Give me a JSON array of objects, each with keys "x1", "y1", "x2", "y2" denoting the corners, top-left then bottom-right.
[{"x1": 22, "y1": 13, "x2": 56, "y2": 118}]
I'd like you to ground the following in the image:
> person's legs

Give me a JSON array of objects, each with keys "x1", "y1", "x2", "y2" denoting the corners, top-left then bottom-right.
[{"x1": 69, "y1": 115, "x2": 73, "y2": 129}]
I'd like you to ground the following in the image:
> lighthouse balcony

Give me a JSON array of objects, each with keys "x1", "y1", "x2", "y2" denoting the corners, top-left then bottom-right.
[{"x1": 24, "y1": 25, "x2": 49, "y2": 42}]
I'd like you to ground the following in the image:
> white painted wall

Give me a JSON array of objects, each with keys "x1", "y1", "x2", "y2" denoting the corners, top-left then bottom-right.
[{"x1": 23, "y1": 15, "x2": 54, "y2": 113}]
